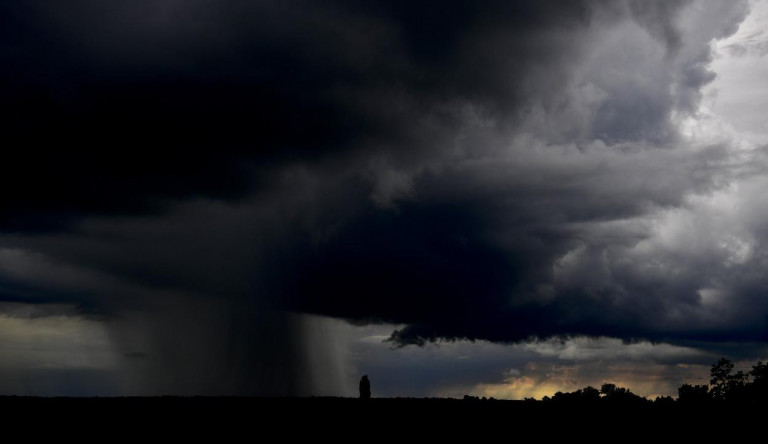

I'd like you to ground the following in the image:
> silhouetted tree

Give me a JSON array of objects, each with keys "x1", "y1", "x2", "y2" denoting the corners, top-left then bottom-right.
[
  {"x1": 749, "y1": 361, "x2": 768, "y2": 400},
  {"x1": 678, "y1": 383, "x2": 711, "y2": 404},
  {"x1": 359, "y1": 375, "x2": 371, "y2": 399},
  {"x1": 599, "y1": 383, "x2": 648, "y2": 404},
  {"x1": 710, "y1": 358, "x2": 748, "y2": 401},
  {"x1": 581, "y1": 386, "x2": 601, "y2": 401},
  {"x1": 751, "y1": 361, "x2": 768, "y2": 381},
  {"x1": 551, "y1": 386, "x2": 601, "y2": 403},
  {"x1": 710, "y1": 357, "x2": 734, "y2": 400},
  {"x1": 600, "y1": 383, "x2": 617, "y2": 396}
]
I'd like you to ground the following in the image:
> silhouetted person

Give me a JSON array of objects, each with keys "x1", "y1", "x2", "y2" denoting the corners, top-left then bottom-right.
[{"x1": 359, "y1": 375, "x2": 371, "y2": 399}]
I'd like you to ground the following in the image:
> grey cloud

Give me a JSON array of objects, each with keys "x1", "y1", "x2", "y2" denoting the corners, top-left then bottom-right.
[{"x1": 628, "y1": 0, "x2": 687, "y2": 55}]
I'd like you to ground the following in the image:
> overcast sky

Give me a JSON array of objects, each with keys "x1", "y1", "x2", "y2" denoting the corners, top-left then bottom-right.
[{"x1": 2, "y1": 0, "x2": 768, "y2": 398}]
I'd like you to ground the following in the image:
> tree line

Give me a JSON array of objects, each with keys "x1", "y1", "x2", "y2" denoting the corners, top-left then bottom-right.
[{"x1": 533, "y1": 358, "x2": 768, "y2": 405}]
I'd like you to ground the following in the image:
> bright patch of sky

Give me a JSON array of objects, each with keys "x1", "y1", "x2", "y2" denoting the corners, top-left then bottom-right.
[{"x1": 701, "y1": 0, "x2": 768, "y2": 146}]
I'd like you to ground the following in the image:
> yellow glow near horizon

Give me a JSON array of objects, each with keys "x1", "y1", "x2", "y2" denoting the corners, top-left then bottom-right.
[{"x1": 0, "y1": 313, "x2": 118, "y2": 370}]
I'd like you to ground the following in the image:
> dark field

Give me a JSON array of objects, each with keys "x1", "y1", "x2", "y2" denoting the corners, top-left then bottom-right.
[{"x1": 2, "y1": 396, "x2": 760, "y2": 440}]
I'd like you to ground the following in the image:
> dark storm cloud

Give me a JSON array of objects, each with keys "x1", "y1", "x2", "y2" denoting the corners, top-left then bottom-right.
[
  {"x1": 0, "y1": 0, "x2": 644, "y2": 228},
  {"x1": 0, "y1": 0, "x2": 762, "y2": 395}
]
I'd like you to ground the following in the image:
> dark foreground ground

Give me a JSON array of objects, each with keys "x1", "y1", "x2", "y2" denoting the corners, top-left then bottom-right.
[{"x1": 2, "y1": 396, "x2": 761, "y2": 440}]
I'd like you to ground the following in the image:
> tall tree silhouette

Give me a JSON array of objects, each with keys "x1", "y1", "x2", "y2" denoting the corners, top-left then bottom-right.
[
  {"x1": 359, "y1": 375, "x2": 371, "y2": 399},
  {"x1": 709, "y1": 357, "x2": 748, "y2": 401},
  {"x1": 750, "y1": 361, "x2": 768, "y2": 400}
]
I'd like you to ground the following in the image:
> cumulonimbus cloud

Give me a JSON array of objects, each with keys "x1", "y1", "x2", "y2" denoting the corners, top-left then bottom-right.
[{"x1": 1, "y1": 0, "x2": 763, "y2": 395}]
